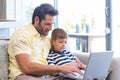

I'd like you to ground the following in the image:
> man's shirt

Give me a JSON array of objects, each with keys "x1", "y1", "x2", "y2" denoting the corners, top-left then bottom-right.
[{"x1": 8, "y1": 24, "x2": 51, "y2": 80}]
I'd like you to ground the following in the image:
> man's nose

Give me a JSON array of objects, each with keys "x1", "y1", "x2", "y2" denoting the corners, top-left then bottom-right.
[{"x1": 48, "y1": 26, "x2": 52, "y2": 30}]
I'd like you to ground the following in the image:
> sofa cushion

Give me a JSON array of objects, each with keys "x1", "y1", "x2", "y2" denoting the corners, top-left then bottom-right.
[{"x1": 0, "y1": 40, "x2": 9, "y2": 80}]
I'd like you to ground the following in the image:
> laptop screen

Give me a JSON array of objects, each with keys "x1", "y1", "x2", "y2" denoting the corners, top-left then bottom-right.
[{"x1": 83, "y1": 51, "x2": 113, "y2": 80}]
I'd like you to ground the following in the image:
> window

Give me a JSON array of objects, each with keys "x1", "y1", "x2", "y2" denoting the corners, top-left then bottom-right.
[
  {"x1": 22, "y1": 0, "x2": 54, "y2": 23},
  {"x1": 1, "y1": 0, "x2": 119, "y2": 54},
  {"x1": 57, "y1": 0, "x2": 106, "y2": 51},
  {"x1": 0, "y1": 0, "x2": 16, "y2": 20},
  {"x1": 58, "y1": 0, "x2": 105, "y2": 34},
  {"x1": 112, "y1": 0, "x2": 120, "y2": 54},
  {"x1": 16, "y1": 0, "x2": 116, "y2": 52}
]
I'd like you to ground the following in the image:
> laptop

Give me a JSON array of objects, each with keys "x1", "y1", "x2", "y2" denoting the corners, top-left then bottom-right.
[
  {"x1": 82, "y1": 51, "x2": 113, "y2": 80},
  {"x1": 60, "y1": 51, "x2": 114, "y2": 80}
]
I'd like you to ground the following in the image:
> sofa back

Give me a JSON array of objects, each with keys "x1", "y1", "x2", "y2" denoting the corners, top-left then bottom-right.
[{"x1": 0, "y1": 40, "x2": 9, "y2": 80}]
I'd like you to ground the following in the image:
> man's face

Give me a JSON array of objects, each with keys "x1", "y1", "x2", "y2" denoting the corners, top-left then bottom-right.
[{"x1": 37, "y1": 14, "x2": 54, "y2": 36}]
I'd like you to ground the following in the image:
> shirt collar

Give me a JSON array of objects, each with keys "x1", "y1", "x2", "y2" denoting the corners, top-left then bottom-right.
[{"x1": 27, "y1": 24, "x2": 50, "y2": 39}]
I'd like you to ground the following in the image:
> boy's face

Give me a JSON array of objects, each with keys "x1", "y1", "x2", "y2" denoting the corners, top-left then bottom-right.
[{"x1": 51, "y1": 38, "x2": 67, "y2": 52}]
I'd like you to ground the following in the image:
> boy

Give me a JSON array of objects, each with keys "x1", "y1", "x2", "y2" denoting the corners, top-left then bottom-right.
[{"x1": 47, "y1": 28, "x2": 86, "y2": 74}]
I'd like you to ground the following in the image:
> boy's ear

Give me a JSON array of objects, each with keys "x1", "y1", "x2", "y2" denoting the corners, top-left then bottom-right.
[{"x1": 50, "y1": 39, "x2": 53, "y2": 44}]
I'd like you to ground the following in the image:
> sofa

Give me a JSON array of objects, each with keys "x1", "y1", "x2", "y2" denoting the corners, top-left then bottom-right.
[
  {"x1": 0, "y1": 40, "x2": 120, "y2": 80},
  {"x1": 0, "y1": 40, "x2": 9, "y2": 80}
]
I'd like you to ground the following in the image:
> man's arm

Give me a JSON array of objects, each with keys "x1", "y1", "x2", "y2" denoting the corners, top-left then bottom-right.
[{"x1": 15, "y1": 54, "x2": 82, "y2": 76}]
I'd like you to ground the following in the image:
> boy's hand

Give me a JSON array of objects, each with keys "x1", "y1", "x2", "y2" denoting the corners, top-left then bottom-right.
[{"x1": 76, "y1": 58, "x2": 86, "y2": 70}]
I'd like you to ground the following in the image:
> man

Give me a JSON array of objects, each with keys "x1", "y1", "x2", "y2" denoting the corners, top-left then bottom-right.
[{"x1": 8, "y1": 3, "x2": 84, "y2": 80}]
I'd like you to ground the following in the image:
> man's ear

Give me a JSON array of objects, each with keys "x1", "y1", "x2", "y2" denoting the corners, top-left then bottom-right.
[{"x1": 34, "y1": 16, "x2": 39, "y2": 23}]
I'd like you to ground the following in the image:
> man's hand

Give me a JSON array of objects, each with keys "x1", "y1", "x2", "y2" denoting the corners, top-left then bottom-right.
[{"x1": 58, "y1": 64, "x2": 84, "y2": 75}]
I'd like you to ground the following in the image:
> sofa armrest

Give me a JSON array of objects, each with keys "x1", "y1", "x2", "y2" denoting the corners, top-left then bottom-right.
[{"x1": 107, "y1": 56, "x2": 120, "y2": 80}]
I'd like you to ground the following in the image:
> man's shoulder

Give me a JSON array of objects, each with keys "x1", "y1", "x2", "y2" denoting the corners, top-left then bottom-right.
[
  {"x1": 10, "y1": 24, "x2": 33, "y2": 40},
  {"x1": 13, "y1": 24, "x2": 35, "y2": 35}
]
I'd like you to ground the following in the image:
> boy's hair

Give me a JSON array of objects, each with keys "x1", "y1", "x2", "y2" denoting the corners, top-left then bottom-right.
[
  {"x1": 32, "y1": 3, "x2": 58, "y2": 24},
  {"x1": 51, "y1": 28, "x2": 68, "y2": 40}
]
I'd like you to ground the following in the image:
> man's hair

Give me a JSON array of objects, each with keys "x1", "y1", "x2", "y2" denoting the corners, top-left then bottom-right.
[
  {"x1": 51, "y1": 28, "x2": 68, "y2": 40},
  {"x1": 32, "y1": 3, "x2": 58, "y2": 24}
]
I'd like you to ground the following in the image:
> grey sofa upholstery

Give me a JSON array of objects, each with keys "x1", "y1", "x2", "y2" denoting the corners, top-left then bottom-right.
[
  {"x1": 0, "y1": 40, "x2": 120, "y2": 80},
  {"x1": 0, "y1": 40, "x2": 9, "y2": 80}
]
